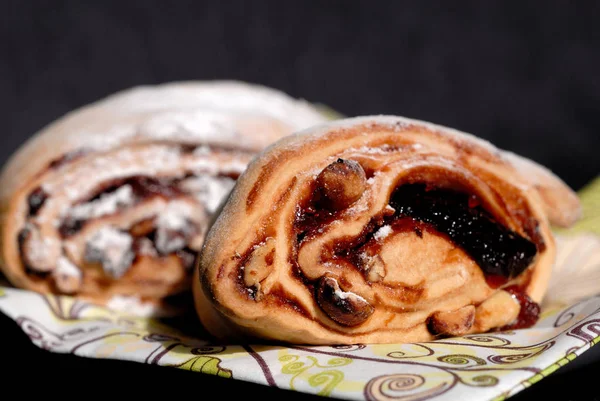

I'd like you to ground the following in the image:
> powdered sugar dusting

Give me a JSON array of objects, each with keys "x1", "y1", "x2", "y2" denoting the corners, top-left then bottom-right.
[
  {"x1": 501, "y1": 150, "x2": 554, "y2": 192},
  {"x1": 41, "y1": 143, "x2": 246, "y2": 205},
  {"x1": 27, "y1": 237, "x2": 60, "y2": 267},
  {"x1": 22, "y1": 225, "x2": 61, "y2": 272},
  {"x1": 155, "y1": 201, "x2": 196, "y2": 254},
  {"x1": 55, "y1": 256, "x2": 82, "y2": 278},
  {"x1": 136, "y1": 237, "x2": 158, "y2": 257},
  {"x1": 296, "y1": 115, "x2": 503, "y2": 161},
  {"x1": 373, "y1": 225, "x2": 392, "y2": 241},
  {"x1": 47, "y1": 146, "x2": 182, "y2": 201},
  {"x1": 68, "y1": 185, "x2": 134, "y2": 221},
  {"x1": 102, "y1": 81, "x2": 328, "y2": 130},
  {"x1": 324, "y1": 276, "x2": 369, "y2": 303},
  {"x1": 156, "y1": 201, "x2": 195, "y2": 231},
  {"x1": 188, "y1": 157, "x2": 248, "y2": 176},
  {"x1": 349, "y1": 145, "x2": 399, "y2": 155},
  {"x1": 106, "y1": 295, "x2": 160, "y2": 317},
  {"x1": 85, "y1": 227, "x2": 134, "y2": 279},
  {"x1": 333, "y1": 287, "x2": 368, "y2": 303},
  {"x1": 137, "y1": 110, "x2": 241, "y2": 144},
  {"x1": 358, "y1": 252, "x2": 374, "y2": 266},
  {"x1": 180, "y1": 176, "x2": 236, "y2": 213},
  {"x1": 24, "y1": 82, "x2": 329, "y2": 159},
  {"x1": 193, "y1": 145, "x2": 212, "y2": 156}
]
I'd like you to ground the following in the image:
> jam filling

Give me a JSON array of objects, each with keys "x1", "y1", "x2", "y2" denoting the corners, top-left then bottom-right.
[
  {"x1": 295, "y1": 182, "x2": 538, "y2": 287},
  {"x1": 58, "y1": 176, "x2": 186, "y2": 238},
  {"x1": 27, "y1": 187, "x2": 49, "y2": 217},
  {"x1": 132, "y1": 232, "x2": 198, "y2": 271},
  {"x1": 87, "y1": 176, "x2": 186, "y2": 203},
  {"x1": 21, "y1": 171, "x2": 239, "y2": 281},
  {"x1": 390, "y1": 184, "x2": 538, "y2": 283},
  {"x1": 500, "y1": 285, "x2": 541, "y2": 330},
  {"x1": 292, "y1": 170, "x2": 542, "y2": 330},
  {"x1": 48, "y1": 148, "x2": 90, "y2": 170}
]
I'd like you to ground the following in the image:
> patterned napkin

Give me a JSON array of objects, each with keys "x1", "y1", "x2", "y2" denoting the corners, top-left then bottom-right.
[{"x1": 1, "y1": 176, "x2": 598, "y2": 401}]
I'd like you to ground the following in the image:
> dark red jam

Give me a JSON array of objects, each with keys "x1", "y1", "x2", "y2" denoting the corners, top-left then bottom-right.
[
  {"x1": 126, "y1": 176, "x2": 185, "y2": 199},
  {"x1": 48, "y1": 148, "x2": 89, "y2": 170},
  {"x1": 57, "y1": 176, "x2": 185, "y2": 238},
  {"x1": 59, "y1": 219, "x2": 85, "y2": 237},
  {"x1": 484, "y1": 275, "x2": 508, "y2": 289},
  {"x1": 27, "y1": 187, "x2": 49, "y2": 216},
  {"x1": 500, "y1": 285, "x2": 541, "y2": 330},
  {"x1": 390, "y1": 184, "x2": 537, "y2": 282}
]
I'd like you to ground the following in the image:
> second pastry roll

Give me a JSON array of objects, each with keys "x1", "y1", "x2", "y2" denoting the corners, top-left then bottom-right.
[
  {"x1": 194, "y1": 115, "x2": 581, "y2": 345},
  {"x1": 0, "y1": 81, "x2": 328, "y2": 315}
]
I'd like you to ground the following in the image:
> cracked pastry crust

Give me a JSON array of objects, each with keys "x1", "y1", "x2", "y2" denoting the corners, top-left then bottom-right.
[
  {"x1": 0, "y1": 81, "x2": 328, "y2": 315},
  {"x1": 194, "y1": 115, "x2": 581, "y2": 344}
]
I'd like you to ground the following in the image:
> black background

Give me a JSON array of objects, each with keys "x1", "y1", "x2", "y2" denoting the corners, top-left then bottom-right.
[{"x1": 1, "y1": 1, "x2": 599, "y2": 400}]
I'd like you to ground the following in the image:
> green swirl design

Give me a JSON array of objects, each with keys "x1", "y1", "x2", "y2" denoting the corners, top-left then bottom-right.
[
  {"x1": 279, "y1": 354, "x2": 351, "y2": 395},
  {"x1": 489, "y1": 353, "x2": 532, "y2": 364},
  {"x1": 437, "y1": 354, "x2": 486, "y2": 366},
  {"x1": 451, "y1": 372, "x2": 501, "y2": 388},
  {"x1": 175, "y1": 356, "x2": 232, "y2": 378},
  {"x1": 280, "y1": 355, "x2": 308, "y2": 375},
  {"x1": 470, "y1": 375, "x2": 499, "y2": 387},
  {"x1": 308, "y1": 370, "x2": 346, "y2": 396},
  {"x1": 326, "y1": 357, "x2": 353, "y2": 367},
  {"x1": 463, "y1": 335, "x2": 511, "y2": 346},
  {"x1": 278, "y1": 354, "x2": 298, "y2": 363}
]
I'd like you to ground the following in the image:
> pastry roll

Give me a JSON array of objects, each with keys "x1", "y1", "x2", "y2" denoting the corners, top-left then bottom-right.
[
  {"x1": 0, "y1": 81, "x2": 328, "y2": 314},
  {"x1": 194, "y1": 115, "x2": 581, "y2": 344}
]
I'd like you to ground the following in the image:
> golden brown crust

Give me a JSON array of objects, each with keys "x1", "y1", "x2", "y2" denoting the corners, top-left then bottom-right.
[
  {"x1": 194, "y1": 115, "x2": 581, "y2": 344},
  {"x1": 0, "y1": 81, "x2": 328, "y2": 315}
]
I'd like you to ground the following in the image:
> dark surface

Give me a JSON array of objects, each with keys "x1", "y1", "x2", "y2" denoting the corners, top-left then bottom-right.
[
  {"x1": 1, "y1": 1, "x2": 599, "y2": 400},
  {"x1": 1, "y1": 1, "x2": 599, "y2": 192}
]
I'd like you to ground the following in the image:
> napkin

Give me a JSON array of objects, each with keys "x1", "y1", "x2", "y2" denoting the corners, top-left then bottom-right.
[{"x1": 1, "y1": 176, "x2": 598, "y2": 401}]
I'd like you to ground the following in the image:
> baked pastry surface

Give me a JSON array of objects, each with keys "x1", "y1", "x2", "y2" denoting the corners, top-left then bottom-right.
[
  {"x1": 194, "y1": 115, "x2": 581, "y2": 344},
  {"x1": 0, "y1": 81, "x2": 328, "y2": 315}
]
